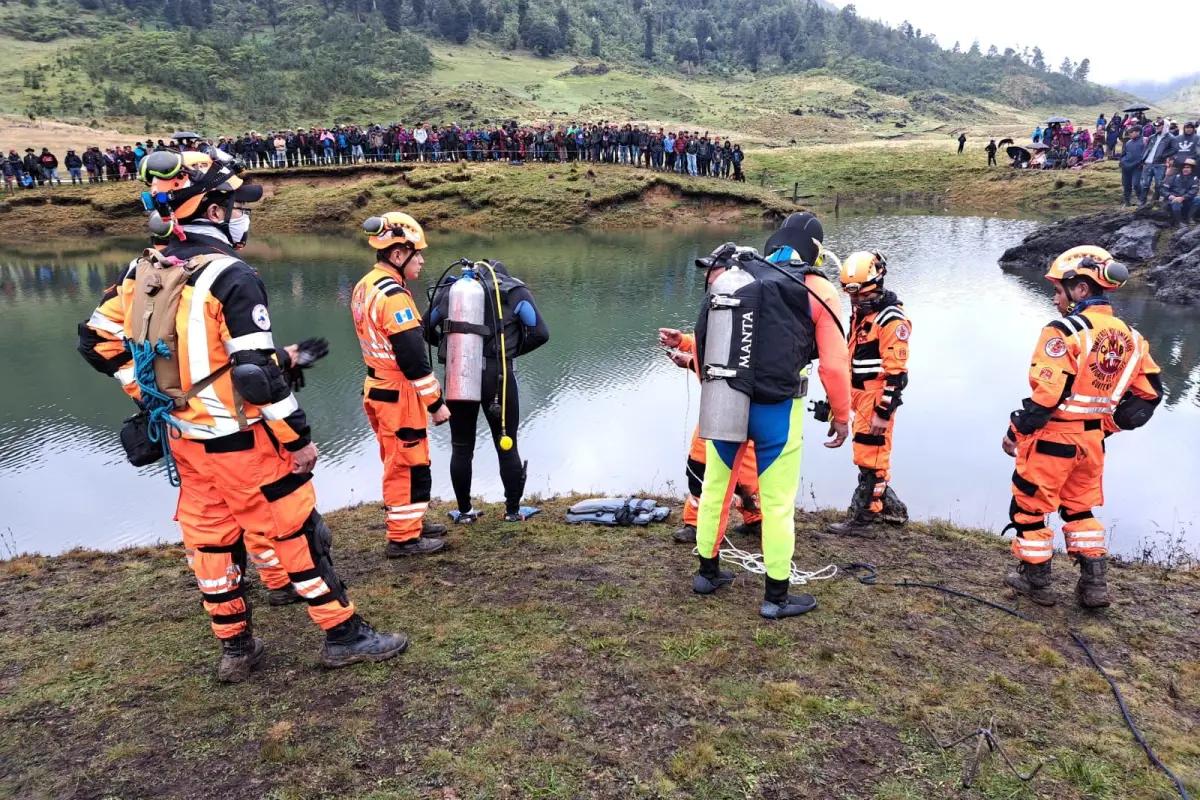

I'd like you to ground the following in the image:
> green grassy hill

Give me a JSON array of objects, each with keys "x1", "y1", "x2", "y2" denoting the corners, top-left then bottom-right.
[{"x1": 0, "y1": 0, "x2": 1127, "y2": 138}]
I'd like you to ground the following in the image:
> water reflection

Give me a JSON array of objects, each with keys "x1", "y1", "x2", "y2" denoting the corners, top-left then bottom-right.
[{"x1": 1, "y1": 217, "x2": 1196, "y2": 556}]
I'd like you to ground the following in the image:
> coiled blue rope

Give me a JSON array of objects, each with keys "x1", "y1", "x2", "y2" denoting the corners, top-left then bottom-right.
[{"x1": 126, "y1": 339, "x2": 183, "y2": 487}]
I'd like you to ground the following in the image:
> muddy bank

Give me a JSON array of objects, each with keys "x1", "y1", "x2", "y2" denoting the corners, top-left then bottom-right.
[
  {"x1": 999, "y1": 208, "x2": 1200, "y2": 305},
  {"x1": 0, "y1": 162, "x2": 793, "y2": 240},
  {"x1": 1, "y1": 498, "x2": 1196, "y2": 799}
]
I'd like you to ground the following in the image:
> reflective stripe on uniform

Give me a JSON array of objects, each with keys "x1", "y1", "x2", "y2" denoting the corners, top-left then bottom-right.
[
  {"x1": 261, "y1": 393, "x2": 299, "y2": 420},
  {"x1": 88, "y1": 310, "x2": 126, "y2": 336},
  {"x1": 224, "y1": 331, "x2": 275, "y2": 354},
  {"x1": 185, "y1": 257, "x2": 241, "y2": 438},
  {"x1": 173, "y1": 415, "x2": 260, "y2": 439},
  {"x1": 292, "y1": 576, "x2": 331, "y2": 598},
  {"x1": 1014, "y1": 539, "x2": 1053, "y2": 557},
  {"x1": 114, "y1": 365, "x2": 136, "y2": 386}
]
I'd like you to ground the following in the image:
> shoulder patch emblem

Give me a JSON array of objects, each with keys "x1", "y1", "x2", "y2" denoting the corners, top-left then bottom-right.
[
  {"x1": 894, "y1": 323, "x2": 910, "y2": 342},
  {"x1": 251, "y1": 304, "x2": 271, "y2": 331},
  {"x1": 394, "y1": 307, "x2": 415, "y2": 326},
  {"x1": 1044, "y1": 337, "x2": 1067, "y2": 358}
]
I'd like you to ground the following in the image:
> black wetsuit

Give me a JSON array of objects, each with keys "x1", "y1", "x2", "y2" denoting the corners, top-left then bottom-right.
[{"x1": 427, "y1": 263, "x2": 549, "y2": 515}]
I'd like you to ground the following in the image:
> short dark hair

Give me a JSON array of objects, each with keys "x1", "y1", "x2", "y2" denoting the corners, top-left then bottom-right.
[{"x1": 1064, "y1": 275, "x2": 1104, "y2": 297}]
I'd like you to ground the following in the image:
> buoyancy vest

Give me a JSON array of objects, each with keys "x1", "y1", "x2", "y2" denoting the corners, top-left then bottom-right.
[{"x1": 694, "y1": 256, "x2": 822, "y2": 404}]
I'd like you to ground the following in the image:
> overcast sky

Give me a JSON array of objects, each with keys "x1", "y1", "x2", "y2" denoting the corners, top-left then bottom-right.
[{"x1": 839, "y1": 1, "x2": 1195, "y2": 88}]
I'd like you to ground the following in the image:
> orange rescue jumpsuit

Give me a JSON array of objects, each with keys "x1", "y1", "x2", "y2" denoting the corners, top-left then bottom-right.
[
  {"x1": 78, "y1": 256, "x2": 295, "y2": 599},
  {"x1": 352, "y1": 264, "x2": 444, "y2": 543},
  {"x1": 848, "y1": 300, "x2": 911, "y2": 513},
  {"x1": 81, "y1": 232, "x2": 357, "y2": 639},
  {"x1": 1006, "y1": 304, "x2": 1162, "y2": 564},
  {"x1": 676, "y1": 333, "x2": 761, "y2": 528}
]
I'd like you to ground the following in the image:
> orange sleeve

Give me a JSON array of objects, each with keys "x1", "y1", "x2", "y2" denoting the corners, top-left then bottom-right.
[
  {"x1": 807, "y1": 275, "x2": 851, "y2": 424},
  {"x1": 1128, "y1": 342, "x2": 1162, "y2": 401},
  {"x1": 1028, "y1": 324, "x2": 1077, "y2": 410}
]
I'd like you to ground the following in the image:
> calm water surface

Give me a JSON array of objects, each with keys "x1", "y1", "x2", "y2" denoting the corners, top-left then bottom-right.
[{"x1": 1, "y1": 216, "x2": 1197, "y2": 556}]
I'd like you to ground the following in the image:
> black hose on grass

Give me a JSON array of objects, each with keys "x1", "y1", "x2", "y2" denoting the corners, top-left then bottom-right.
[{"x1": 841, "y1": 562, "x2": 1192, "y2": 800}]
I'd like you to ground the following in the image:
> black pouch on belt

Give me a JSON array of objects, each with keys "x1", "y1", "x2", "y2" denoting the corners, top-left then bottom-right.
[{"x1": 120, "y1": 412, "x2": 165, "y2": 467}]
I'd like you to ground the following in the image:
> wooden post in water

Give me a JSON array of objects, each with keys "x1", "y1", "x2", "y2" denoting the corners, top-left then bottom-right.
[
  {"x1": 835, "y1": 193, "x2": 841, "y2": 217},
  {"x1": 792, "y1": 182, "x2": 798, "y2": 203}
]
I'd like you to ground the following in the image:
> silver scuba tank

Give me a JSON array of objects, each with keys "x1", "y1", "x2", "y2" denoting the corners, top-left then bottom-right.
[
  {"x1": 698, "y1": 266, "x2": 756, "y2": 442},
  {"x1": 444, "y1": 268, "x2": 486, "y2": 402}
]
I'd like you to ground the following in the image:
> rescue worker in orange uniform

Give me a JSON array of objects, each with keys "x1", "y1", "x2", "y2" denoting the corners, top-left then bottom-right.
[
  {"x1": 828, "y1": 251, "x2": 911, "y2": 535},
  {"x1": 78, "y1": 223, "x2": 304, "y2": 609},
  {"x1": 656, "y1": 329, "x2": 762, "y2": 544},
  {"x1": 1002, "y1": 246, "x2": 1163, "y2": 608},
  {"x1": 352, "y1": 212, "x2": 451, "y2": 557},
  {"x1": 79, "y1": 149, "x2": 408, "y2": 682}
]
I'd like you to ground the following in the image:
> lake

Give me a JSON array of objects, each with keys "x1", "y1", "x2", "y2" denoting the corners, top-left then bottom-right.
[{"x1": 1, "y1": 215, "x2": 1197, "y2": 557}]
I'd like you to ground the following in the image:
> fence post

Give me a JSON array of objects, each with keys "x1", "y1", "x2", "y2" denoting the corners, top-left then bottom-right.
[{"x1": 792, "y1": 182, "x2": 798, "y2": 203}]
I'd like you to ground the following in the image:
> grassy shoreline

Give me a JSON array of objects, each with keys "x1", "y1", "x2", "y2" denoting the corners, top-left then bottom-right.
[
  {"x1": 0, "y1": 142, "x2": 1124, "y2": 243},
  {"x1": 2, "y1": 497, "x2": 1196, "y2": 799}
]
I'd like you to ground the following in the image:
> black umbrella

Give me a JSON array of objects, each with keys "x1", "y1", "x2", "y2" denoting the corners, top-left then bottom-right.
[
  {"x1": 1046, "y1": 116, "x2": 1071, "y2": 124},
  {"x1": 1007, "y1": 146, "x2": 1031, "y2": 162},
  {"x1": 1123, "y1": 104, "x2": 1150, "y2": 113}
]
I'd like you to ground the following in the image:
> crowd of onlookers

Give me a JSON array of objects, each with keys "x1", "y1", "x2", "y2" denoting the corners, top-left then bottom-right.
[{"x1": 2, "y1": 121, "x2": 748, "y2": 192}]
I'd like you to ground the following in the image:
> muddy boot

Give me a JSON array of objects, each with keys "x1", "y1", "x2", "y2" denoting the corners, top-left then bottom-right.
[
  {"x1": 385, "y1": 537, "x2": 446, "y2": 558},
  {"x1": 879, "y1": 487, "x2": 909, "y2": 526},
  {"x1": 827, "y1": 507, "x2": 880, "y2": 537},
  {"x1": 759, "y1": 576, "x2": 818, "y2": 619},
  {"x1": 1075, "y1": 555, "x2": 1111, "y2": 609},
  {"x1": 1004, "y1": 560, "x2": 1057, "y2": 606},
  {"x1": 673, "y1": 524, "x2": 697, "y2": 544},
  {"x1": 693, "y1": 555, "x2": 734, "y2": 595},
  {"x1": 733, "y1": 520, "x2": 761, "y2": 539},
  {"x1": 321, "y1": 614, "x2": 409, "y2": 667},
  {"x1": 217, "y1": 633, "x2": 265, "y2": 683},
  {"x1": 267, "y1": 583, "x2": 302, "y2": 606},
  {"x1": 845, "y1": 470, "x2": 871, "y2": 516},
  {"x1": 421, "y1": 519, "x2": 447, "y2": 537}
]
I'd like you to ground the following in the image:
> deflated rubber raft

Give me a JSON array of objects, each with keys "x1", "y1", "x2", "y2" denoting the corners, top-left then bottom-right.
[{"x1": 565, "y1": 497, "x2": 672, "y2": 527}]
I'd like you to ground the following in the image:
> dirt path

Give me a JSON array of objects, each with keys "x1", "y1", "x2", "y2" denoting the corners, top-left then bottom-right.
[
  {"x1": 0, "y1": 114, "x2": 139, "y2": 155},
  {"x1": 1, "y1": 499, "x2": 1196, "y2": 799}
]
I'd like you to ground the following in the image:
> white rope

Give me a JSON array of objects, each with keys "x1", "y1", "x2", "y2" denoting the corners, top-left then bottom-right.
[{"x1": 694, "y1": 543, "x2": 838, "y2": 586}]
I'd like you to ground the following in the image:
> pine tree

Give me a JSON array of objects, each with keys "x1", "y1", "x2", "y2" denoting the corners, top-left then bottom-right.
[
  {"x1": 1074, "y1": 58, "x2": 1090, "y2": 83},
  {"x1": 967, "y1": 39, "x2": 981, "y2": 57},
  {"x1": 590, "y1": 29, "x2": 601, "y2": 57},
  {"x1": 1031, "y1": 46, "x2": 1046, "y2": 71},
  {"x1": 555, "y1": 5, "x2": 570, "y2": 48},
  {"x1": 381, "y1": 0, "x2": 401, "y2": 32},
  {"x1": 643, "y1": 11, "x2": 653, "y2": 60},
  {"x1": 411, "y1": 0, "x2": 425, "y2": 21},
  {"x1": 1059, "y1": 56, "x2": 1074, "y2": 76}
]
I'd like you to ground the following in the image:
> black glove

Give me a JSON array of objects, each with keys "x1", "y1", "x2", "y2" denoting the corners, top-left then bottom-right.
[{"x1": 286, "y1": 337, "x2": 330, "y2": 392}]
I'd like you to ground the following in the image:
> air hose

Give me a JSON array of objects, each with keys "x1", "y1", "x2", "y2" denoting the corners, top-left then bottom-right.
[{"x1": 842, "y1": 562, "x2": 1191, "y2": 800}]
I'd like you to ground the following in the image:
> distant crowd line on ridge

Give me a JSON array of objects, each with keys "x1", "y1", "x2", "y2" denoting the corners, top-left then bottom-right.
[{"x1": 2, "y1": 121, "x2": 749, "y2": 192}]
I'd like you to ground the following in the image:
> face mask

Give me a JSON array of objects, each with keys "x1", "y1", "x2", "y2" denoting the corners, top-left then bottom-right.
[{"x1": 227, "y1": 213, "x2": 250, "y2": 245}]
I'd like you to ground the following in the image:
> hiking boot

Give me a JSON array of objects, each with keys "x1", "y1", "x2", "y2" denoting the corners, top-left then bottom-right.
[
  {"x1": 385, "y1": 537, "x2": 446, "y2": 558},
  {"x1": 1074, "y1": 555, "x2": 1111, "y2": 609},
  {"x1": 321, "y1": 614, "x2": 409, "y2": 668},
  {"x1": 880, "y1": 487, "x2": 909, "y2": 526},
  {"x1": 421, "y1": 520, "x2": 447, "y2": 537},
  {"x1": 673, "y1": 524, "x2": 697, "y2": 544},
  {"x1": 1004, "y1": 560, "x2": 1057, "y2": 606},
  {"x1": 693, "y1": 555, "x2": 734, "y2": 595},
  {"x1": 759, "y1": 576, "x2": 818, "y2": 619},
  {"x1": 733, "y1": 520, "x2": 761, "y2": 539},
  {"x1": 216, "y1": 633, "x2": 265, "y2": 683},
  {"x1": 267, "y1": 583, "x2": 302, "y2": 607},
  {"x1": 827, "y1": 508, "x2": 879, "y2": 537}
]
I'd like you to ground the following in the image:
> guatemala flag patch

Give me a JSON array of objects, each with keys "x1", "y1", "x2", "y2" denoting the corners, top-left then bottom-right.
[{"x1": 394, "y1": 308, "x2": 415, "y2": 325}]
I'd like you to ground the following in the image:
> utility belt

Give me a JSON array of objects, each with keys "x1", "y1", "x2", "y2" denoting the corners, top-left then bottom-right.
[{"x1": 1044, "y1": 417, "x2": 1104, "y2": 432}]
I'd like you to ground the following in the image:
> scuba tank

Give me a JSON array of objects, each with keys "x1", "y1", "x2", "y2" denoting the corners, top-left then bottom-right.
[
  {"x1": 444, "y1": 267, "x2": 486, "y2": 402},
  {"x1": 698, "y1": 266, "x2": 757, "y2": 442}
]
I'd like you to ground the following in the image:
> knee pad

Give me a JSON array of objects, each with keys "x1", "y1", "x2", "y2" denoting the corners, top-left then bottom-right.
[
  {"x1": 686, "y1": 458, "x2": 706, "y2": 497},
  {"x1": 288, "y1": 511, "x2": 348, "y2": 606},
  {"x1": 410, "y1": 465, "x2": 432, "y2": 503}
]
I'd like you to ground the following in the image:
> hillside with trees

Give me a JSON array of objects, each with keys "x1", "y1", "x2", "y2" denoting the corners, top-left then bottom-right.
[{"x1": 0, "y1": 0, "x2": 1120, "y2": 131}]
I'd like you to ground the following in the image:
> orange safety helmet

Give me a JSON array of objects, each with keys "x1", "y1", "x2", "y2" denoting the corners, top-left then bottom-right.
[
  {"x1": 839, "y1": 250, "x2": 887, "y2": 294},
  {"x1": 138, "y1": 148, "x2": 258, "y2": 221},
  {"x1": 1045, "y1": 246, "x2": 1128, "y2": 291},
  {"x1": 362, "y1": 212, "x2": 428, "y2": 250}
]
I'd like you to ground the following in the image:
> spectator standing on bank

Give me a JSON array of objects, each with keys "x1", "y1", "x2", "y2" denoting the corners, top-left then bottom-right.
[
  {"x1": 64, "y1": 149, "x2": 83, "y2": 184},
  {"x1": 1120, "y1": 127, "x2": 1146, "y2": 207},
  {"x1": 958, "y1": 132, "x2": 967, "y2": 154}
]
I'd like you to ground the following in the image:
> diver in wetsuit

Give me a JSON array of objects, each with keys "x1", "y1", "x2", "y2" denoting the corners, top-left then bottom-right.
[{"x1": 426, "y1": 260, "x2": 550, "y2": 522}]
